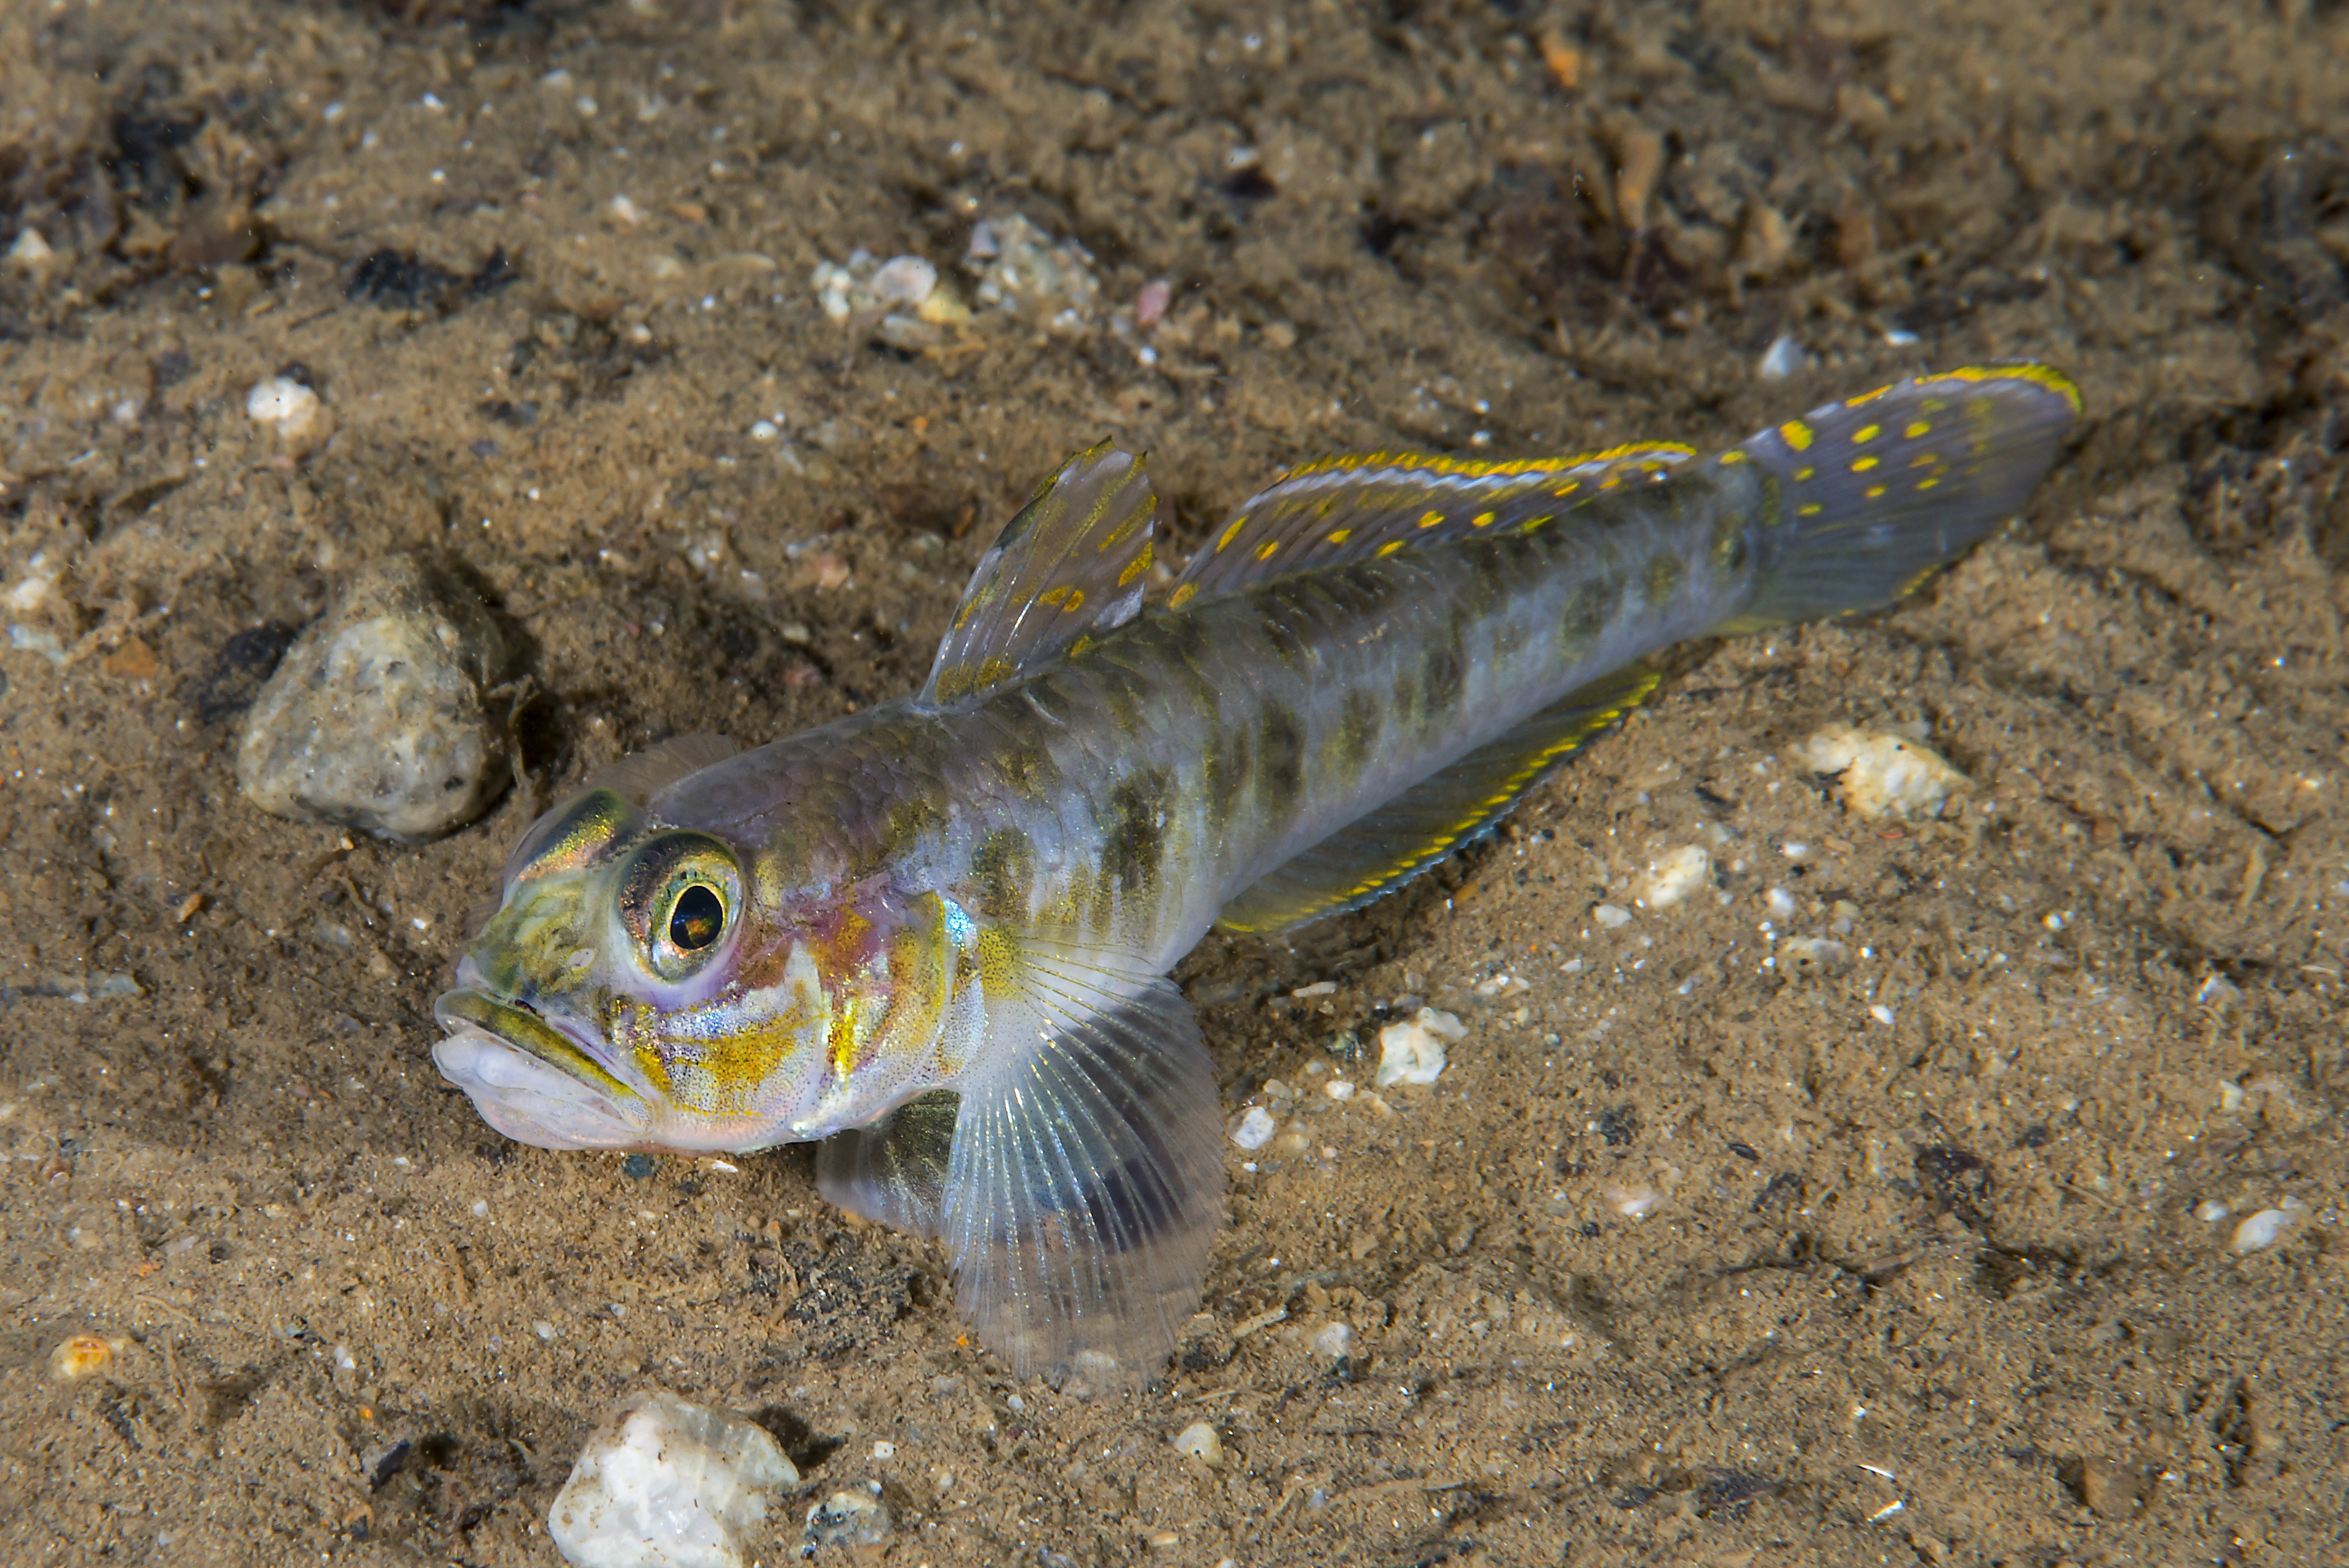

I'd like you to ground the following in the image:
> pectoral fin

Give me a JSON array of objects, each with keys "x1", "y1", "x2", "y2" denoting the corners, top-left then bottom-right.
[{"x1": 941, "y1": 968, "x2": 1224, "y2": 1383}]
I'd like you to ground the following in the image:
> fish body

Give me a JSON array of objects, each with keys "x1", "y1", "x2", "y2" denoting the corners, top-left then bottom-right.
[{"x1": 435, "y1": 364, "x2": 2079, "y2": 1378}]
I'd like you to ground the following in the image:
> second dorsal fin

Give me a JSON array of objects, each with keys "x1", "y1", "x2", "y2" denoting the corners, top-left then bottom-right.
[
  {"x1": 920, "y1": 442, "x2": 1158, "y2": 705},
  {"x1": 1167, "y1": 442, "x2": 1694, "y2": 610}
]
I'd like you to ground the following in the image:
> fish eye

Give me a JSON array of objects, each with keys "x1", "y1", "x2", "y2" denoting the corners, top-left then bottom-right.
[
  {"x1": 667, "y1": 882, "x2": 726, "y2": 951},
  {"x1": 617, "y1": 834, "x2": 743, "y2": 982}
]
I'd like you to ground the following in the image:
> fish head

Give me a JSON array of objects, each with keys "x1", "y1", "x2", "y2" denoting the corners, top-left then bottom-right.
[{"x1": 433, "y1": 782, "x2": 966, "y2": 1155}]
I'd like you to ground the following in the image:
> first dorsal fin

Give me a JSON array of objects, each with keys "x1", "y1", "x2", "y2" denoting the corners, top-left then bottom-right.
[
  {"x1": 1167, "y1": 442, "x2": 1695, "y2": 610},
  {"x1": 920, "y1": 442, "x2": 1158, "y2": 705},
  {"x1": 1217, "y1": 664, "x2": 1662, "y2": 934}
]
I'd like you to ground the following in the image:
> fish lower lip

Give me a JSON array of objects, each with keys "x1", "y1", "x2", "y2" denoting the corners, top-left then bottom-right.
[{"x1": 433, "y1": 988, "x2": 642, "y2": 1106}]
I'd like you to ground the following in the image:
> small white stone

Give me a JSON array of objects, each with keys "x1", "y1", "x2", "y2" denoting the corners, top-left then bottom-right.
[
  {"x1": 1593, "y1": 903, "x2": 1633, "y2": 929},
  {"x1": 548, "y1": 1390, "x2": 798, "y2": 1568},
  {"x1": 5, "y1": 228, "x2": 55, "y2": 271},
  {"x1": 2230, "y1": 1204, "x2": 2303, "y2": 1254},
  {"x1": 1376, "y1": 1008, "x2": 1461, "y2": 1086},
  {"x1": 1231, "y1": 1106, "x2": 1277, "y2": 1150},
  {"x1": 1797, "y1": 724, "x2": 1967, "y2": 820},
  {"x1": 870, "y1": 1441, "x2": 895, "y2": 1460},
  {"x1": 2195, "y1": 1200, "x2": 2230, "y2": 1223},
  {"x1": 869, "y1": 254, "x2": 938, "y2": 306},
  {"x1": 1606, "y1": 1183, "x2": 1664, "y2": 1219},
  {"x1": 1757, "y1": 333, "x2": 1805, "y2": 380},
  {"x1": 245, "y1": 376, "x2": 320, "y2": 436},
  {"x1": 1311, "y1": 1321, "x2": 1354, "y2": 1359},
  {"x1": 747, "y1": 420, "x2": 779, "y2": 441},
  {"x1": 1765, "y1": 886, "x2": 1797, "y2": 918},
  {"x1": 1323, "y1": 1079, "x2": 1354, "y2": 1101},
  {"x1": 1172, "y1": 1421, "x2": 1224, "y2": 1465},
  {"x1": 1638, "y1": 845, "x2": 1711, "y2": 908}
]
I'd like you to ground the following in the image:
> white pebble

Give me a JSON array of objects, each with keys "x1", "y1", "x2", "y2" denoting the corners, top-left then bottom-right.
[
  {"x1": 1593, "y1": 903, "x2": 1633, "y2": 929},
  {"x1": 534, "y1": 1319, "x2": 558, "y2": 1340},
  {"x1": 1607, "y1": 1183, "x2": 1664, "y2": 1220},
  {"x1": 747, "y1": 420, "x2": 779, "y2": 441},
  {"x1": 6, "y1": 227, "x2": 56, "y2": 271},
  {"x1": 869, "y1": 254, "x2": 938, "y2": 306},
  {"x1": 1376, "y1": 1008, "x2": 1462, "y2": 1087},
  {"x1": 1311, "y1": 1321, "x2": 1354, "y2": 1359},
  {"x1": 1869, "y1": 1004, "x2": 1895, "y2": 1026},
  {"x1": 2230, "y1": 1204, "x2": 2303, "y2": 1254},
  {"x1": 1756, "y1": 333, "x2": 1806, "y2": 380},
  {"x1": 1171, "y1": 1421, "x2": 1224, "y2": 1466},
  {"x1": 245, "y1": 376, "x2": 320, "y2": 436},
  {"x1": 2195, "y1": 1200, "x2": 2229, "y2": 1223},
  {"x1": 548, "y1": 1390, "x2": 799, "y2": 1568},
  {"x1": 1765, "y1": 886, "x2": 1797, "y2": 918},
  {"x1": 1797, "y1": 724, "x2": 1967, "y2": 820},
  {"x1": 870, "y1": 1441, "x2": 895, "y2": 1460},
  {"x1": 1638, "y1": 845, "x2": 1711, "y2": 908},
  {"x1": 1231, "y1": 1106, "x2": 1277, "y2": 1150},
  {"x1": 1323, "y1": 1080, "x2": 1354, "y2": 1101}
]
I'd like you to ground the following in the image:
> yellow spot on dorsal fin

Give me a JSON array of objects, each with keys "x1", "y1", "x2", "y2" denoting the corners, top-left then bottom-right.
[
  {"x1": 1255, "y1": 539, "x2": 1281, "y2": 561},
  {"x1": 1117, "y1": 542, "x2": 1153, "y2": 587},
  {"x1": 1852, "y1": 423, "x2": 1881, "y2": 444},
  {"x1": 1851, "y1": 454, "x2": 1879, "y2": 472},
  {"x1": 1471, "y1": 511, "x2": 1495, "y2": 527},
  {"x1": 1324, "y1": 527, "x2": 1352, "y2": 544},
  {"x1": 1780, "y1": 420, "x2": 1813, "y2": 451},
  {"x1": 1904, "y1": 420, "x2": 1930, "y2": 438},
  {"x1": 1376, "y1": 540, "x2": 1406, "y2": 557},
  {"x1": 1169, "y1": 582, "x2": 1198, "y2": 609},
  {"x1": 1417, "y1": 510, "x2": 1444, "y2": 529},
  {"x1": 1216, "y1": 517, "x2": 1248, "y2": 552}
]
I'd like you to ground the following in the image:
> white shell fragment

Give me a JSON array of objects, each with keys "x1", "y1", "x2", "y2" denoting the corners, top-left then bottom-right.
[
  {"x1": 245, "y1": 375, "x2": 321, "y2": 437},
  {"x1": 1171, "y1": 1421, "x2": 1224, "y2": 1465},
  {"x1": 1638, "y1": 845, "x2": 1712, "y2": 908},
  {"x1": 1797, "y1": 723, "x2": 1968, "y2": 820},
  {"x1": 802, "y1": 1488, "x2": 891, "y2": 1553},
  {"x1": 1376, "y1": 1008, "x2": 1464, "y2": 1086},
  {"x1": 1593, "y1": 903, "x2": 1633, "y2": 929},
  {"x1": 2230, "y1": 1203, "x2": 2305, "y2": 1254},
  {"x1": 235, "y1": 556, "x2": 514, "y2": 842},
  {"x1": 547, "y1": 1389, "x2": 799, "y2": 1568},
  {"x1": 1230, "y1": 1106, "x2": 1277, "y2": 1150}
]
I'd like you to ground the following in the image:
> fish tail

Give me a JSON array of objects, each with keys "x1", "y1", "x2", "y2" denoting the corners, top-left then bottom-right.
[{"x1": 1718, "y1": 363, "x2": 2079, "y2": 632}]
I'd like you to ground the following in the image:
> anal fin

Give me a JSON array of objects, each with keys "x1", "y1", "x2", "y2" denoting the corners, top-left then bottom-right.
[{"x1": 1217, "y1": 663, "x2": 1662, "y2": 934}]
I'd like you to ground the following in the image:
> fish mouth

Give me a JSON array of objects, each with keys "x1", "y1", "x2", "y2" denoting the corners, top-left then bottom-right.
[{"x1": 431, "y1": 987, "x2": 656, "y2": 1151}]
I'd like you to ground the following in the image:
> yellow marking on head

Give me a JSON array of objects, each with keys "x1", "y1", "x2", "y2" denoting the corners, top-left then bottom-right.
[
  {"x1": 1117, "y1": 542, "x2": 1153, "y2": 587},
  {"x1": 1216, "y1": 517, "x2": 1248, "y2": 552},
  {"x1": 1254, "y1": 539, "x2": 1281, "y2": 561},
  {"x1": 1780, "y1": 420, "x2": 1813, "y2": 451},
  {"x1": 1853, "y1": 423, "x2": 1882, "y2": 444},
  {"x1": 1169, "y1": 582, "x2": 1198, "y2": 609},
  {"x1": 1471, "y1": 511, "x2": 1495, "y2": 528},
  {"x1": 1852, "y1": 455, "x2": 1880, "y2": 472},
  {"x1": 1904, "y1": 420, "x2": 1931, "y2": 438},
  {"x1": 1324, "y1": 527, "x2": 1352, "y2": 545},
  {"x1": 1376, "y1": 540, "x2": 1406, "y2": 558},
  {"x1": 1799, "y1": 502, "x2": 1824, "y2": 517},
  {"x1": 1417, "y1": 511, "x2": 1444, "y2": 529},
  {"x1": 1864, "y1": 484, "x2": 1887, "y2": 498}
]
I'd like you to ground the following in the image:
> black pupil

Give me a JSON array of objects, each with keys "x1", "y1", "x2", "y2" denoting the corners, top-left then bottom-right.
[{"x1": 668, "y1": 883, "x2": 725, "y2": 950}]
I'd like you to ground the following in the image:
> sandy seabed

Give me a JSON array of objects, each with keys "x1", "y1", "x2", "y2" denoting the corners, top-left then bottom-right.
[{"x1": 2, "y1": 1, "x2": 2345, "y2": 1563}]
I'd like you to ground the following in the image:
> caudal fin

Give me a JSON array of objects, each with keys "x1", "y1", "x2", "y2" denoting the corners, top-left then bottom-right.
[{"x1": 1721, "y1": 363, "x2": 2079, "y2": 631}]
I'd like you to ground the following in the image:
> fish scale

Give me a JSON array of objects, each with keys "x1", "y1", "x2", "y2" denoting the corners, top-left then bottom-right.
[{"x1": 433, "y1": 362, "x2": 2080, "y2": 1381}]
